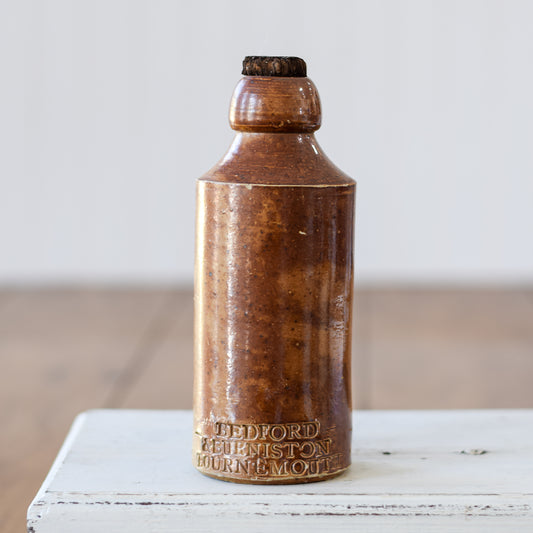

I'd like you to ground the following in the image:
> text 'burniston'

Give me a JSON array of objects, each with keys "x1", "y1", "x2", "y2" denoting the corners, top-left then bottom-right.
[{"x1": 196, "y1": 420, "x2": 343, "y2": 479}]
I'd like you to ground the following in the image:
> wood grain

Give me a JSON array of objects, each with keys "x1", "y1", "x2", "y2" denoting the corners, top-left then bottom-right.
[
  {"x1": 118, "y1": 290, "x2": 194, "y2": 409},
  {"x1": 0, "y1": 287, "x2": 532, "y2": 532},
  {"x1": 352, "y1": 289, "x2": 372, "y2": 410},
  {"x1": 0, "y1": 289, "x2": 167, "y2": 533},
  {"x1": 367, "y1": 288, "x2": 533, "y2": 409}
]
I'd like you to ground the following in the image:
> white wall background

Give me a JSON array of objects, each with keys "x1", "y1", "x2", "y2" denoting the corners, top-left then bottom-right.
[{"x1": 1, "y1": 0, "x2": 532, "y2": 286}]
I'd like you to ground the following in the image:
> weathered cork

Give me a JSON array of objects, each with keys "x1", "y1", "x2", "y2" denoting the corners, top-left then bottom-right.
[{"x1": 242, "y1": 56, "x2": 307, "y2": 77}]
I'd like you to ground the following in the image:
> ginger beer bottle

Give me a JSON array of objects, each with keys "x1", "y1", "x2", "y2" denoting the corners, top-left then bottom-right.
[{"x1": 193, "y1": 56, "x2": 355, "y2": 483}]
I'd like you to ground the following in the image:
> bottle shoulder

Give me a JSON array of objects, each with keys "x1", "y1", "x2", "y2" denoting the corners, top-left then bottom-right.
[{"x1": 199, "y1": 133, "x2": 355, "y2": 187}]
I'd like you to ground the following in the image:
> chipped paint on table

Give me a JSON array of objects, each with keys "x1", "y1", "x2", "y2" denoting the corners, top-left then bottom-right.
[{"x1": 27, "y1": 409, "x2": 533, "y2": 532}]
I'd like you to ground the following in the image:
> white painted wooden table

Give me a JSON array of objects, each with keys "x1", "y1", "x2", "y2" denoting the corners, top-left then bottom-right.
[{"x1": 28, "y1": 410, "x2": 533, "y2": 532}]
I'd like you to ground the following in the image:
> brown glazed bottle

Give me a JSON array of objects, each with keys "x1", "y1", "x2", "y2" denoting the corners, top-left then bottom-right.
[{"x1": 193, "y1": 56, "x2": 355, "y2": 484}]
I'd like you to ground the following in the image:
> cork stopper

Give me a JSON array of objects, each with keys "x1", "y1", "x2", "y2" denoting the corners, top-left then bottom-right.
[{"x1": 242, "y1": 56, "x2": 307, "y2": 77}]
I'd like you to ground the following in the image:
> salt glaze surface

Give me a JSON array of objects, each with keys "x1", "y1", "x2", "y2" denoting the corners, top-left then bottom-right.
[{"x1": 193, "y1": 57, "x2": 355, "y2": 484}]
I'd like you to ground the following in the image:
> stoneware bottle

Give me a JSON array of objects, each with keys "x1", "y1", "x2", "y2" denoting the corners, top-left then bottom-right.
[{"x1": 193, "y1": 56, "x2": 356, "y2": 484}]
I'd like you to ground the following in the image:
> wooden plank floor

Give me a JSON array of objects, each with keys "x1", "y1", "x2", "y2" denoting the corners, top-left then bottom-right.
[{"x1": 1, "y1": 287, "x2": 532, "y2": 532}]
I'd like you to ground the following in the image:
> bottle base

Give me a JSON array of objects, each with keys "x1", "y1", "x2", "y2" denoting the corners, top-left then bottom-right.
[{"x1": 194, "y1": 465, "x2": 350, "y2": 485}]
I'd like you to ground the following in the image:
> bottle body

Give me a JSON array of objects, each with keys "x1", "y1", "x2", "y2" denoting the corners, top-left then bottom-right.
[{"x1": 193, "y1": 61, "x2": 355, "y2": 484}]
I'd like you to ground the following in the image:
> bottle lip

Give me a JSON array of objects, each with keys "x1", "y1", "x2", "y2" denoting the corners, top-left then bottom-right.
[
  {"x1": 242, "y1": 56, "x2": 307, "y2": 78},
  {"x1": 229, "y1": 76, "x2": 321, "y2": 133}
]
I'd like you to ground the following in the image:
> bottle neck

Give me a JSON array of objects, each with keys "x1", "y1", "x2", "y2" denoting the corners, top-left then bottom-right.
[{"x1": 229, "y1": 76, "x2": 321, "y2": 133}]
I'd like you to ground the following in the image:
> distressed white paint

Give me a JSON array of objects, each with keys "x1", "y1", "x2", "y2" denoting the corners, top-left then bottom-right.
[{"x1": 28, "y1": 410, "x2": 533, "y2": 532}]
